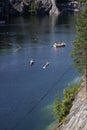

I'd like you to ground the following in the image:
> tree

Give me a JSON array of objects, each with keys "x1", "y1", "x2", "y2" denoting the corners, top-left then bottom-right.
[
  {"x1": 79, "y1": 0, "x2": 86, "y2": 3},
  {"x1": 71, "y1": 2, "x2": 87, "y2": 91},
  {"x1": 53, "y1": 84, "x2": 80, "y2": 122}
]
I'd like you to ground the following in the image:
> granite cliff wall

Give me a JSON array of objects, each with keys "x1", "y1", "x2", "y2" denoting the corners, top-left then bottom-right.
[
  {"x1": 0, "y1": 0, "x2": 59, "y2": 16},
  {"x1": 57, "y1": 78, "x2": 87, "y2": 130}
]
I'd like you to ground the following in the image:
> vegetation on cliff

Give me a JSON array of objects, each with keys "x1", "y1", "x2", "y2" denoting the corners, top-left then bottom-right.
[
  {"x1": 71, "y1": 2, "x2": 87, "y2": 91},
  {"x1": 53, "y1": 1, "x2": 87, "y2": 128},
  {"x1": 0, "y1": 0, "x2": 85, "y2": 17},
  {"x1": 28, "y1": 1, "x2": 39, "y2": 15},
  {"x1": 53, "y1": 84, "x2": 80, "y2": 123}
]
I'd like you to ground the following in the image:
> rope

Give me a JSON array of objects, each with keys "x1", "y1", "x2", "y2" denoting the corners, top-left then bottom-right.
[{"x1": 11, "y1": 62, "x2": 72, "y2": 130}]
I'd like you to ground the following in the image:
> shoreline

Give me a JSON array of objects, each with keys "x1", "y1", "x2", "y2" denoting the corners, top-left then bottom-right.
[{"x1": 54, "y1": 76, "x2": 86, "y2": 130}]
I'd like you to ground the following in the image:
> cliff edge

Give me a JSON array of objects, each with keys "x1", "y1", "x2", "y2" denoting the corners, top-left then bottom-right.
[
  {"x1": 0, "y1": 0, "x2": 59, "y2": 16},
  {"x1": 57, "y1": 78, "x2": 87, "y2": 130}
]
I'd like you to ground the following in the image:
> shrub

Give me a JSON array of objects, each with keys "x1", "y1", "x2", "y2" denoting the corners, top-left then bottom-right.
[{"x1": 53, "y1": 84, "x2": 80, "y2": 123}]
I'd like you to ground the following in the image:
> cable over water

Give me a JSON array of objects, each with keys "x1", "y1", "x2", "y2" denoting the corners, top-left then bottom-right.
[{"x1": 11, "y1": 58, "x2": 73, "y2": 130}]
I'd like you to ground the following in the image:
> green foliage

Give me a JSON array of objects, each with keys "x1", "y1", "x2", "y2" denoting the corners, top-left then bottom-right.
[
  {"x1": 28, "y1": 1, "x2": 39, "y2": 15},
  {"x1": 53, "y1": 84, "x2": 80, "y2": 122},
  {"x1": 79, "y1": 0, "x2": 86, "y2": 3},
  {"x1": 71, "y1": 2, "x2": 87, "y2": 73},
  {"x1": 53, "y1": 95, "x2": 62, "y2": 120}
]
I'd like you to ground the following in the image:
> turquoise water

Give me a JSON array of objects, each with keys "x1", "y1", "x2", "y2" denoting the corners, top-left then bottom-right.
[{"x1": 0, "y1": 14, "x2": 80, "y2": 130}]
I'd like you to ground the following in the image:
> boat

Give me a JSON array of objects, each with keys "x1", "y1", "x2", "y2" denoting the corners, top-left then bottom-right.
[
  {"x1": 53, "y1": 42, "x2": 66, "y2": 48},
  {"x1": 43, "y1": 61, "x2": 50, "y2": 69},
  {"x1": 30, "y1": 59, "x2": 34, "y2": 66}
]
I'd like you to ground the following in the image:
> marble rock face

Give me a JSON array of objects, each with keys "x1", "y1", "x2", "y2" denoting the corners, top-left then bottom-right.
[
  {"x1": 59, "y1": 84, "x2": 87, "y2": 130},
  {"x1": 9, "y1": 0, "x2": 52, "y2": 15},
  {"x1": 2, "y1": 0, "x2": 59, "y2": 16}
]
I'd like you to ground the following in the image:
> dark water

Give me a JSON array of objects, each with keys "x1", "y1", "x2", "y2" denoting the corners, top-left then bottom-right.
[{"x1": 0, "y1": 13, "x2": 80, "y2": 130}]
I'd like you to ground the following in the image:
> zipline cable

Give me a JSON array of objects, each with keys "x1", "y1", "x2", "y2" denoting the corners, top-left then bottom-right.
[{"x1": 12, "y1": 63, "x2": 73, "y2": 130}]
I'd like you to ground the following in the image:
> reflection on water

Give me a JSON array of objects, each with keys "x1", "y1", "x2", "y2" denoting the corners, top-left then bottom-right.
[
  {"x1": 49, "y1": 15, "x2": 58, "y2": 28},
  {"x1": 1, "y1": 14, "x2": 76, "y2": 45}
]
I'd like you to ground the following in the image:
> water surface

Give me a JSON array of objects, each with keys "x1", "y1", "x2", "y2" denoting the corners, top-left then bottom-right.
[{"x1": 0, "y1": 13, "x2": 80, "y2": 130}]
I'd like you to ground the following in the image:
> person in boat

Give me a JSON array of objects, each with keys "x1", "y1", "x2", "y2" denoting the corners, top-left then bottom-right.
[
  {"x1": 61, "y1": 42, "x2": 64, "y2": 45},
  {"x1": 30, "y1": 59, "x2": 34, "y2": 66},
  {"x1": 61, "y1": 42, "x2": 66, "y2": 46}
]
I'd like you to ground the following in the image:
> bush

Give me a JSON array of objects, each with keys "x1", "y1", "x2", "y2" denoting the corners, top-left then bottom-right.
[{"x1": 53, "y1": 84, "x2": 80, "y2": 123}]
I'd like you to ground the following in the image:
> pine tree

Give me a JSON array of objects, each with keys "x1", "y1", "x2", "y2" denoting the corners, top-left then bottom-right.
[{"x1": 71, "y1": 2, "x2": 87, "y2": 91}]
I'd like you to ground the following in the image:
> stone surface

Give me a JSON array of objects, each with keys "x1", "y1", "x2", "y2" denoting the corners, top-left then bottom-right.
[
  {"x1": 58, "y1": 83, "x2": 87, "y2": 130},
  {"x1": 0, "y1": 0, "x2": 59, "y2": 16},
  {"x1": 49, "y1": 0, "x2": 60, "y2": 16}
]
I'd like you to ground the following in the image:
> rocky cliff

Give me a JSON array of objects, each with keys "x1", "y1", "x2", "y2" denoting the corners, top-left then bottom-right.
[
  {"x1": 57, "y1": 78, "x2": 87, "y2": 130},
  {"x1": 0, "y1": 0, "x2": 59, "y2": 16}
]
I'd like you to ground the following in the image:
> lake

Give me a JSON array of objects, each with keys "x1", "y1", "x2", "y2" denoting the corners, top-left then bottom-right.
[{"x1": 0, "y1": 13, "x2": 80, "y2": 130}]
